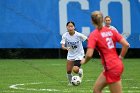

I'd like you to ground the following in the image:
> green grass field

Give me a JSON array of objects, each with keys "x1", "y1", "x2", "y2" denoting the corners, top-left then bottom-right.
[{"x1": 0, "y1": 59, "x2": 140, "y2": 93}]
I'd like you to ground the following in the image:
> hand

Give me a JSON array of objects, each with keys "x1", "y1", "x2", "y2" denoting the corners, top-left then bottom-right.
[
  {"x1": 67, "y1": 47, "x2": 71, "y2": 51},
  {"x1": 80, "y1": 58, "x2": 85, "y2": 64},
  {"x1": 119, "y1": 55, "x2": 123, "y2": 60}
]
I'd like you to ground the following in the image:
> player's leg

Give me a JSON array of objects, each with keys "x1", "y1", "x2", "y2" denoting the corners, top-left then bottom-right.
[
  {"x1": 66, "y1": 60, "x2": 74, "y2": 85},
  {"x1": 72, "y1": 60, "x2": 81, "y2": 74},
  {"x1": 72, "y1": 66, "x2": 79, "y2": 73},
  {"x1": 78, "y1": 67, "x2": 83, "y2": 79},
  {"x1": 108, "y1": 80, "x2": 122, "y2": 93},
  {"x1": 106, "y1": 62, "x2": 124, "y2": 93},
  {"x1": 93, "y1": 72, "x2": 107, "y2": 93},
  {"x1": 72, "y1": 60, "x2": 83, "y2": 79},
  {"x1": 107, "y1": 64, "x2": 124, "y2": 93}
]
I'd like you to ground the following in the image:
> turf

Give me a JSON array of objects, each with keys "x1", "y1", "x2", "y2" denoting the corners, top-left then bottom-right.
[{"x1": 0, "y1": 59, "x2": 140, "y2": 93}]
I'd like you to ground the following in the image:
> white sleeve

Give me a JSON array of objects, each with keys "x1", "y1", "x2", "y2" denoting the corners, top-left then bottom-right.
[
  {"x1": 60, "y1": 34, "x2": 66, "y2": 44},
  {"x1": 78, "y1": 33, "x2": 87, "y2": 41},
  {"x1": 111, "y1": 26, "x2": 119, "y2": 33}
]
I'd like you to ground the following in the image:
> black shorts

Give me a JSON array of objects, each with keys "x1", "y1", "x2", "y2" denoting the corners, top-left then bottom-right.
[{"x1": 74, "y1": 60, "x2": 81, "y2": 67}]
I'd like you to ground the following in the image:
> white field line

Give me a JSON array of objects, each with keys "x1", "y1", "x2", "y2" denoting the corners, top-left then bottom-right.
[
  {"x1": 9, "y1": 82, "x2": 60, "y2": 92},
  {"x1": 9, "y1": 79, "x2": 140, "y2": 93},
  {"x1": 1, "y1": 90, "x2": 22, "y2": 93}
]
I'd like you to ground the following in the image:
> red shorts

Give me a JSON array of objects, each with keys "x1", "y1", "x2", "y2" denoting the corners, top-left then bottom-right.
[{"x1": 103, "y1": 64, "x2": 124, "y2": 84}]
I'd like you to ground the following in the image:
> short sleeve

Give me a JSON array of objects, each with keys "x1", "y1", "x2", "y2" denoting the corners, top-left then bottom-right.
[
  {"x1": 87, "y1": 32, "x2": 97, "y2": 48},
  {"x1": 60, "y1": 34, "x2": 66, "y2": 44},
  {"x1": 78, "y1": 32, "x2": 87, "y2": 41},
  {"x1": 110, "y1": 26, "x2": 118, "y2": 33}
]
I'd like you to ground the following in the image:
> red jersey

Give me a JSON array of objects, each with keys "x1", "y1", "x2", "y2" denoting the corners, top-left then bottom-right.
[{"x1": 88, "y1": 26, "x2": 123, "y2": 71}]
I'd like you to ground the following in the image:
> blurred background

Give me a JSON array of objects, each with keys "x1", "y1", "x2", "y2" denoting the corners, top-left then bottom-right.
[{"x1": 0, "y1": 0, "x2": 140, "y2": 58}]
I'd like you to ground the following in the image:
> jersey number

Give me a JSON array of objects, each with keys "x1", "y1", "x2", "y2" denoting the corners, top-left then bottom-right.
[
  {"x1": 106, "y1": 38, "x2": 114, "y2": 49},
  {"x1": 71, "y1": 45, "x2": 77, "y2": 49}
]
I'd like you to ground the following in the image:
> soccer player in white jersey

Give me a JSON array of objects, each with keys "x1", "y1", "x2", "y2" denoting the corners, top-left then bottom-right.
[
  {"x1": 104, "y1": 16, "x2": 118, "y2": 32},
  {"x1": 60, "y1": 21, "x2": 87, "y2": 85}
]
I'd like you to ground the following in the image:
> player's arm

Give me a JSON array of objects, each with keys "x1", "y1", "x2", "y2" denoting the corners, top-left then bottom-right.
[
  {"x1": 78, "y1": 33, "x2": 88, "y2": 41},
  {"x1": 81, "y1": 32, "x2": 96, "y2": 64},
  {"x1": 81, "y1": 48, "x2": 94, "y2": 64},
  {"x1": 82, "y1": 35, "x2": 88, "y2": 41},
  {"x1": 113, "y1": 30, "x2": 130, "y2": 59},
  {"x1": 61, "y1": 44, "x2": 70, "y2": 51},
  {"x1": 119, "y1": 38, "x2": 130, "y2": 59},
  {"x1": 60, "y1": 34, "x2": 70, "y2": 51}
]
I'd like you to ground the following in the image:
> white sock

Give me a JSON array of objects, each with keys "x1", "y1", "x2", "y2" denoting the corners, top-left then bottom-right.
[
  {"x1": 78, "y1": 68, "x2": 82, "y2": 74},
  {"x1": 67, "y1": 74, "x2": 73, "y2": 83},
  {"x1": 78, "y1": 68, "x2": 83, "y2": 78}
]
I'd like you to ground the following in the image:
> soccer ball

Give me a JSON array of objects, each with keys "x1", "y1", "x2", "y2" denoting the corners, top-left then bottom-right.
[{"x1": 71, "y1": 76, "x2": 81, "y2": 86}]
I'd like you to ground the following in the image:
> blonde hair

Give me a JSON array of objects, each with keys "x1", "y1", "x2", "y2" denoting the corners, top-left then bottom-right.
[{"x1": 91, "y1": 11, "x2": 103, "y2": 30}]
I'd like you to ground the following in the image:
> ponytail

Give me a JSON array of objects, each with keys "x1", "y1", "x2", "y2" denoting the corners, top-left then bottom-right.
[{"x1": 91, "y1": 11, "x2": 103, "y2": 30}]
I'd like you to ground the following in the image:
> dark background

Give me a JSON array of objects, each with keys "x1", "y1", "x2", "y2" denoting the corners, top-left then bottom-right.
[{"x1": 0, "y1": 48, "x2": 139, "y2": 59}]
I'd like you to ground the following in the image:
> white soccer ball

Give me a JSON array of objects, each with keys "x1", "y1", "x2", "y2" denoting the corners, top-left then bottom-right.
[{"x1": 71, "y1": 76, "x2": 81, "y2": 86}]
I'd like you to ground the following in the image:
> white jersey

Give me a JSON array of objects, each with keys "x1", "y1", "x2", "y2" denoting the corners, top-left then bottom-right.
[
  {"x1": 60, "y1": 31, "x2": 87, "y2": 61},
  {"x1": 105, "y1": 25, "x2": 119, "y2": 33},
  {"x1": 103, "y1": 24, "x2": 118, "y2": 33},
  {"x1": 108, "y1": 25, "x2": 118, "y2": 32}
]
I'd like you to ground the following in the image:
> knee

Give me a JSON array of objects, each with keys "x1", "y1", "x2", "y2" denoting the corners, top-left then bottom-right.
[{"x1": 72, "y1": 66, "x2": 79, "y2": 73}]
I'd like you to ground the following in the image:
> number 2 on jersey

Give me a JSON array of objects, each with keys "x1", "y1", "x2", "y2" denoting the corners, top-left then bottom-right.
[{"x1": 106, "y1": 37, "x2": 114, "y2": 49}]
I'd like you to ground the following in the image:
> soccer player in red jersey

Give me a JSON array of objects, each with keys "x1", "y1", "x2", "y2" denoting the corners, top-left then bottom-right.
[{"x1": 81, "y1": 11, "x2": 130, "y2": 93}]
